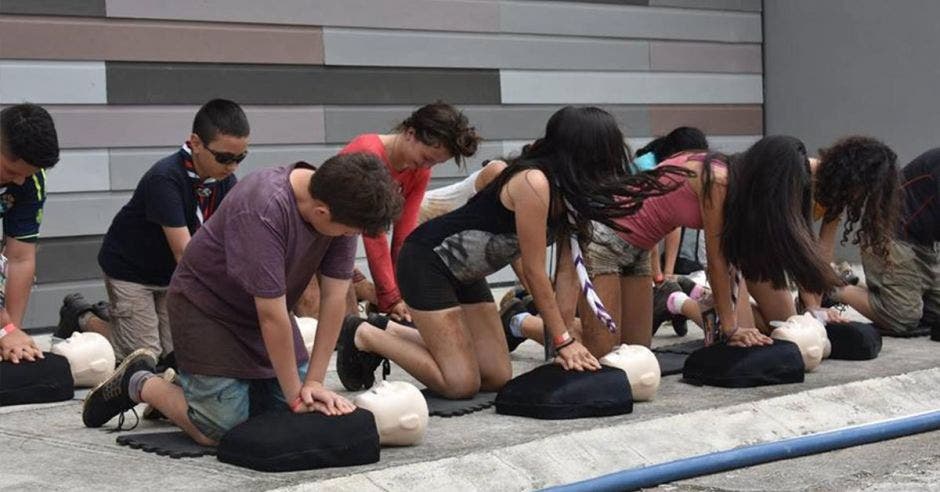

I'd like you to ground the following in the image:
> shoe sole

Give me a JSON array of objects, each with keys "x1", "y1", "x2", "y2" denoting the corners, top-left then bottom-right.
[{"x1": 82, "y1": 348, "x2": 157, "y2": 428}]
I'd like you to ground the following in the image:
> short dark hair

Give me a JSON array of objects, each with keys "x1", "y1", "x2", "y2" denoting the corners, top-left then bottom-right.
[
  {"x1": 394, "y1": 101, "x2": 481, "y2": 168},
  {"x1": 192, "y1": 98, "x2": 250, "y2": 144},
  {"x1": 0, "y1": 103, "x2": 59, "y2": 168},
  {"x1": 309, "y1": 153, "x2": 403, "y2": 237}
]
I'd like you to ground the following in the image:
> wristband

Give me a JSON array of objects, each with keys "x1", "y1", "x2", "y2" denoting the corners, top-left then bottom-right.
[
  {"x1": 552, "y1": 331, "x2": 572, "y2": 348},
  {"x1": 555, "y1": 338, "x2": 576, "y2": 352},
  {"x1": 289, "y1": 395, "x2": 305, "y2": 412},
  {"x1": 0, "y1": 323, "x2": 17, "y2": 340}
]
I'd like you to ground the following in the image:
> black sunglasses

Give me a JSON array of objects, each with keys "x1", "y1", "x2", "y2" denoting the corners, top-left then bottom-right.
[{"x1": 205, "y1": 146, "x2": 248, "y2": 165}]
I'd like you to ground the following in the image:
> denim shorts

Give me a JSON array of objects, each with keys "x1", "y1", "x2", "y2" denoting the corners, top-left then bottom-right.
[{"x1": 178, "y1": 363, "x2": 308, "y2": 442}]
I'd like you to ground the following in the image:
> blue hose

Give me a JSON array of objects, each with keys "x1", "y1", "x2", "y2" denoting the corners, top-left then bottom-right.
[{"x1": 544, "y1": 409, "x2": 940, "y2": 492}]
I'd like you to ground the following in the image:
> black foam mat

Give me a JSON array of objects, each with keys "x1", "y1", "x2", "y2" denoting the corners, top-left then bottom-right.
[
  {"x1": 653, "y1": 339, "x2": 705, "y2": 376},
  {"x1": 116, "y1": 431, "x2": 216, "y2": 458},
  {"x1": 420, "y1": 389, "x2": 496, "y2": 417}
]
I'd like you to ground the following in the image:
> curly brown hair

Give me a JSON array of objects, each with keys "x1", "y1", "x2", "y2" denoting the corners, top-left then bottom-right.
[
  {"x1": 309, "y1": 152, "x2": 404, "y2": 237},
  {"x1": 394, "y1": 101, "x2": 481, "y2": 168},
  {"x1": 815, "y1": 136, "x2": 899, "y2": 260}
]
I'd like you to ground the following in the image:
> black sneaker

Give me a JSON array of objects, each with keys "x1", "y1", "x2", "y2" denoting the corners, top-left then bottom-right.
[
  {"x1": 336, "y1": 316, "x2": 384, "y2": 391},
  {"x1": 90, "y1": 300, "x2": 111, "y2": 322},
  {"x1": 500, "y1": 298, "x2": 528, "y2": 352},
  {"x1": 82, "y1": 348, "x2": 157, "y2": 428},
  {"x1": 54, "y1": 293, "x2": 95, "y2": 339},
  {"x1": 675, "y1": 275, "x2": 698, "y2": 296}
]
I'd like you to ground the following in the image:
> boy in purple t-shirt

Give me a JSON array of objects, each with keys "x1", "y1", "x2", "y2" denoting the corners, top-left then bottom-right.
[{"x1": 81, "y1": 153, "x2": 403, "y2": 445}]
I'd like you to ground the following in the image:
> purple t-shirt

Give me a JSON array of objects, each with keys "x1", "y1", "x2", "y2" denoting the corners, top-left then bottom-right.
[{"x1": 169, "y1": 163, "x2": 356, "y2": 378}]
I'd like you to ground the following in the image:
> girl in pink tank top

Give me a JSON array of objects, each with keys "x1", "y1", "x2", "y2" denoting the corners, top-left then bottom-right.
[{"x1": 576, "y1": 135, "x2": 844, "y2": 353}]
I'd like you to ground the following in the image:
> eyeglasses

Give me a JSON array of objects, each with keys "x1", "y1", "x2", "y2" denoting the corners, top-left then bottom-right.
[{"x1": 204, "y1": 146, "x2": 248, "y2": 165}]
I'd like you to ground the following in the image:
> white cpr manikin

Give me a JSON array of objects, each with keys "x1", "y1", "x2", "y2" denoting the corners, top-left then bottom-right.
[
  {"x1": 599, "y1": 344, "x2": 661, "y2": 401},
  {"x1": 770, "y1": 312, "x2": 830, "y2": 372},
  {"x1": 51, "y1": 332, "x2": 115, "y2": 387},
  {"x1": 294, "y1": 316, "x2": 318, "y2": 353},
  {"x1": 353, "y1": 381, "x2": 429, "y2": 446}
]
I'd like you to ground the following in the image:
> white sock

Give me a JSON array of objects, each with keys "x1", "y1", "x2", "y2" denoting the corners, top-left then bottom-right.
[
  {"x1": 509, "y1": 312, "x2": 530, "y2": 338},
  {"x1": 667, "y1": 292, "x2": 690, "y2": 315}
]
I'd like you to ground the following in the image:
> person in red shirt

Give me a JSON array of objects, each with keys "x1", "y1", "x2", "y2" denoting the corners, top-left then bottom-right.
[{"x1": 337, "y1": 102, "x2": 481, "y2": 322}]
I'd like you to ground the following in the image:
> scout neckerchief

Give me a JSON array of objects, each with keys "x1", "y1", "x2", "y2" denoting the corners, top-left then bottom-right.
[{"x1": 181, "y1": 142, "x2": 218, "y2": 226}]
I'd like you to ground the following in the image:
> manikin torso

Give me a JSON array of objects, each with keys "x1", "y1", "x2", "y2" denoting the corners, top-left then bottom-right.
[
  {"x1": 294, "y1": 316, "x2": 318, "y2": 353},
  {"x1": 599, "y1": 344, "x2": 661, "y2": 401},
  {"x1": 51, "y1": 332, "x2": 116, "y2": 387},
  {"x1": 353, "y1": 380, "x2": 428, "y2": 446}
]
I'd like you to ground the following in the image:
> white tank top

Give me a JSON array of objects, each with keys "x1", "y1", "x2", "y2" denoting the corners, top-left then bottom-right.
[{"x1": 419, "y1": 169, "x2": 482, "y2": 223}]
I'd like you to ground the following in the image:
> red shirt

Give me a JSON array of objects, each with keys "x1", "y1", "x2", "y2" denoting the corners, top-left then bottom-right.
[{"x1": 340, "y1": 134, "x2": 431, "y2": 311}]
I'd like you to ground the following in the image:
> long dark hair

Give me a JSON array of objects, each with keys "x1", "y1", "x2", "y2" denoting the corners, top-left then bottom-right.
[
  {"x1": 635, "y1": 126, "x2": 709, "y2": 162},
  {"x1": 487, "y1": 106, "x2": 693, "y2": 240},
  {"x1": 394, "y1": 101, "x2": 481, "y2": 168},
  {"x1": 702, "y1": 135, "x2": 841, "y2": 293},
  {"x1": 816, "y1": 136, "x2": 899, "y2": 260}
]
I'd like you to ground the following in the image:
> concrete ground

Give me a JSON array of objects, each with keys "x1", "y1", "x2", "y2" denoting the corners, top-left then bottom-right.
[{"x1": 2, "y1": 283, "x2": 939, "y2": 491}]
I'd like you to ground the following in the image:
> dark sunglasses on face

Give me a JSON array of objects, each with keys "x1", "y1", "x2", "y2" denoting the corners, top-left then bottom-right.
[{"x1": 205, "y1": 146, "x2": 248, "y2": 165}]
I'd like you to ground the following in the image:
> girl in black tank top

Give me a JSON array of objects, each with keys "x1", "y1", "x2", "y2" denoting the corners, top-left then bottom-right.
[{"x1": 336, "y1": 106, "x2": 690, "y2": 399}]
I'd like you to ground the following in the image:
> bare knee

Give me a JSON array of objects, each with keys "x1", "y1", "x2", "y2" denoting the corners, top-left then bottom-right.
[
  {"x1": 440, "y1": 376, "x2": 481, "y2": 399},
  {"x1": 481, "y1": 368, "x2": 511, "y2": 392}
]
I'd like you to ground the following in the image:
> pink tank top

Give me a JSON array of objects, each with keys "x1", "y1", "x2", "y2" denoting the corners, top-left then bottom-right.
[{"x1": 612, "y1": 152, "x2": 715, "y2": 250}]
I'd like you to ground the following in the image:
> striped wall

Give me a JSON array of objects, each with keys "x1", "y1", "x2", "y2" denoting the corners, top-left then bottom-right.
[{"x1": 0, "y1": 0, "x2": 763, "y2": 329}]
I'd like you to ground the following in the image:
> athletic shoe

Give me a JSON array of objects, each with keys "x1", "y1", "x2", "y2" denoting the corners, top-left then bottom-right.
[
  {"x1": 82, "y1": 348, "x2": 157, "y2": 428},
  {"x1": 499, "y1": 298, "x2": 528, "y2": 352},
  {"x1": 142, "y1": 368, "x2": 177, "y2": 421},
  {"x1": 54, "y1": 293, "x2": 95, "y2": 339},
  {"x1": 336, "y1": 316, "x2": 385, "y2": 391}
]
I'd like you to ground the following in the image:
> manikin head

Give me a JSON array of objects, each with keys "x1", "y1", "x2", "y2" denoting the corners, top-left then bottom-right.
[
  {"x1": 770, "y1": 312, "x2": 829, "y2": 372},
  {"x1": 294, "y1": 316, "x2": 318, "y2": 353},
  {"x1": 352, "y1": 381, "x2": 428, "y2": 446},
  {"x1": 599, "y1": 344, "x2": 661, "y2": 402},
  {"x1": 51, "y1": 332, "x2": 115, "y2": 387}
]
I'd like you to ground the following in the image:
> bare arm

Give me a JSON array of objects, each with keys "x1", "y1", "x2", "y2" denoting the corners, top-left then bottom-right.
[
  {"x1": 553, "y1": 239, "x2": 579, "y2": 326},
  {"x1": 474, "y1": 160, "x2": 508, "y2": 192},
  {"x1": 3, "y1": 237, "x2": 36, "y2": 327},
  {"x1": 256, "y1": 295, "x2": 304, "y2": 405},
  {"x1": 162, "y1": 226, "x2": 191, "y2": 263},
  {"x1": 504, "y1": 170, "x2": 599, "y2": 370},
  {"x1": 800, "y1": 217, "x2": 841, "y2": 313},
  {"x1": 305, "y1": 275, "x2": 350, "y2": 384},
  {"x1": 662, "y1": 227, "x2": 682, "y2": 276}
]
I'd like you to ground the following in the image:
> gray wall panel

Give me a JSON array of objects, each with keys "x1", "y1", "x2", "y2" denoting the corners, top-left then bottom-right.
[
  {"x1": 323, "y1": 28, "x2": 649, "y2": 70},
  {"x1": 764, "y1": 0, "x2": 940, "y2": 164},
  {"x1": 24, "y1": 280, "x2": 106, "y2": 330},
  {"x1": 0, "y1": 0, "x2": 104, "y2": 17},
  {"x1": 0, "y1": 16, "x2": 324, "y2": 65},
  {"x1": 500, "y1": 71, "x2": 763, "y2": 104},
  {"x1": 107, "y1": 63, "x2": 501, "y2": 105},
  {"x1": 0, "y1": 60, "x2": 106, "y2": 104},
  {"x1": 649, "y1": 0, "x2": 761, "y2": 11},
  {"x1": 105, "y1": 0, "x2": 499, "y2": 33},
  {"x1": 45, "y1": 150, "x2": 110, "y2": 193},
  {"x1": 41, "y1": 192, "x2": 129, "y2": 238},
  {"x1": 650, "y1": 41, "x2": 762, "y2": 73},
  {"x1": 500, "y1": 1, "x2": 762, "y2": 42},
  {"x1": 324, "y1": 105, "x2": 650, "y2": 143},
  {"x1": 46, "y1": 106, "x2": 325, "y2": 149},
  {"x1": 36, "y1": 236, "x2": 103, "y2": 284}
]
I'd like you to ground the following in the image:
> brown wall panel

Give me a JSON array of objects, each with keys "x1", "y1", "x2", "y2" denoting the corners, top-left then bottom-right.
[
  {"x1": 0, "y1": 16, "x2": 323, "y2": 64},
  {"x1": 649, "y1": 104, "x2": 763, "y2": 136}
]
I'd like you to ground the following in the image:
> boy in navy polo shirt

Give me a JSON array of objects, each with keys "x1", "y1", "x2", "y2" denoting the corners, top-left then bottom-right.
[
  {"x1": 0, "y1": 103, "x2": 60, "y2": 364},
  {"x1": 56, "y1": 99, "x2": 249, "y2": 364}
]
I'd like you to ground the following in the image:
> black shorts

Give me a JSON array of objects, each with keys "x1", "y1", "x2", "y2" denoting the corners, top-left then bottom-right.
[{"x1": 396, "y1": 241, "x2": 494, "y2": 311}]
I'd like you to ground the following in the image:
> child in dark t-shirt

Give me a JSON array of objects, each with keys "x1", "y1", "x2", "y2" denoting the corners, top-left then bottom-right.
[{"x1": 81, "y1": 153, "x2": 403, "y2": 445}]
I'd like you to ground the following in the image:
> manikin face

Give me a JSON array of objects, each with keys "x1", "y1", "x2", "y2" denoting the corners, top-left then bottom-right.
[
  {"x1": 50, "y1": 332, "x2": 116, "y2": 388},
  {"x1": 770, "y1": 313, "x2": 829, "y2": 372},
  {"x1": 599, "y1": 344, "x2": 661, "y2": 402},
  {"x1": 353, "y1": 380, "x2": 429, "y2": 446}
]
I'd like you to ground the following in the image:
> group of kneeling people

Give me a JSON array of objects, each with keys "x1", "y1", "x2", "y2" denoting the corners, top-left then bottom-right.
[{"x1": 1, "y1": 99, "x2": 937, "y2": 456}]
